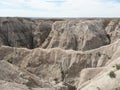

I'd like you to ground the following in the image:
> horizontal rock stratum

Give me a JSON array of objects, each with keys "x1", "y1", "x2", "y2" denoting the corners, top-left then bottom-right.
[{"x1": 0, "y1": 17, "x2": 120, "y2": 90}]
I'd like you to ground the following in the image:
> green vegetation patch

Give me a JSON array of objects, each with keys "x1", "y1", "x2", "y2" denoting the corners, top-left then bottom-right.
[
  {"x1": 116, "y1": 64, "x2": 120, "y2": 70},
  {"x1": 109, "y1": 71, "x2": 116, "y2": 78}
]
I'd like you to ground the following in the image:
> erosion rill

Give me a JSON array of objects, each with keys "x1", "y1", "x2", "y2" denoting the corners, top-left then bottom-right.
[{"x1": 0, "y1": 17, "x2": 120, "y2": 90}]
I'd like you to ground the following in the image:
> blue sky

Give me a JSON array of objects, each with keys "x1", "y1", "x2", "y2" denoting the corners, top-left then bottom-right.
[{"x1": 0, "y1": 0, "x2": 120, "y2": 17}]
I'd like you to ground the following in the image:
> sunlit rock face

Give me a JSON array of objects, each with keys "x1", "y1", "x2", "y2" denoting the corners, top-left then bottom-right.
[{"x1": 42, "y1": 19, "x2": 110, "y2": 51}]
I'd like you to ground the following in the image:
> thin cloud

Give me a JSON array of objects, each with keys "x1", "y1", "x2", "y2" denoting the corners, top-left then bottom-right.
[{"x1": 0, "y1": 0, "x2": 120, "y2": 17}]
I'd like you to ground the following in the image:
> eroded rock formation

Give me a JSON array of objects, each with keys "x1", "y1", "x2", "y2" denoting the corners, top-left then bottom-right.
[{"x1": 0, "y1": 18, "x2": 120, "y2": 90}]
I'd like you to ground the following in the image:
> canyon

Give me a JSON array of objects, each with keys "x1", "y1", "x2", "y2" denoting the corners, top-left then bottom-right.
[{"x1": 0, "y1": 17, "x2": 120, "y2": 90}]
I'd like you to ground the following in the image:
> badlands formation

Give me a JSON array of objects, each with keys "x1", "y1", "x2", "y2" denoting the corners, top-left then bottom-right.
[{"x1": 0, "y1": 17, "x2": 120, "y2": 90}]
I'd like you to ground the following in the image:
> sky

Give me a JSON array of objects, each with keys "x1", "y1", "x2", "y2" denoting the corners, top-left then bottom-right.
[{"x1": 0, "y1": 0, "x2": 120, "y2": 17}]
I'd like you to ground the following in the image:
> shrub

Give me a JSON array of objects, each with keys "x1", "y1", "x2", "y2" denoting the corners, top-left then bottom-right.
[
  {"x1": 7, "y1": 56, "x2": 14, "y2": 63},
  {"x1": 116, "y1": 64, "x2": 120, "y2": 70},
  {"x1": 109, "y1": 71, "x2": 116, "y2": 78},
  {"x1": 113, "y1": 66, "x2": 115, "y2": 68},
  {"x1": 115, "y1": 87, "x2": 120, "y2": 90},
  {"x1": 97, "y1": 87, "x2": 101, "y2": 90},
  {"x1": 97, "y1": 52, "x2": 101, "y2": 57},
  {"x1": 25, "y1": 78, "x2": 34, "y2": 89}
]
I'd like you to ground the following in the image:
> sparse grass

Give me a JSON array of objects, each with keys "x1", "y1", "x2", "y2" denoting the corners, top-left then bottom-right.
[{"x1": 109, "y1": 71, "x2": 116, "y2": 78}]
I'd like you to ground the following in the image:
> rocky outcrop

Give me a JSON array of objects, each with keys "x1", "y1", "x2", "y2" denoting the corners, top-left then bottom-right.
[
  {"x1": 33, "y1": 20, "x2": 53, "y2": 48},
  {"x1": 42, "y1": 20, "x2": 110, "y2": 51},
  {"x1": 0, "y1": 60, "x2": 75, "y2": 90},
  {"x1": 0, "y1": 80, "x2": 29, "y2": 90},
  {"x1": 0, "y1": 17, "x2": 33, "y2": 48},
  {"x1": 0, "y1": 17, "x2": 58, "y2": 49},
  {"x1": 78, "y1": 66, "x2": 120, "y2": 90},
  {"x1": 0, "y1": 60, "x2": 53, "y2": 88},
  {"x1": 105, "y1": 19, "x2": 120, "y2": 43},
  {"x1": 78, "y1": 67, "x2": 104, "y2": 86}
]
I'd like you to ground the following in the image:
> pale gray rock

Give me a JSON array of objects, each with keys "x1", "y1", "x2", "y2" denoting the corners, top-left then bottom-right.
[
  {"x1": 42, "y1": 20, "x2": 110, "y2": 51},
  {"x1": 0, "y1": 80, "x2": 29, "y2": 90},
  {"x1": 105, "y1": 19, "x2": 120, "y2": 43}
]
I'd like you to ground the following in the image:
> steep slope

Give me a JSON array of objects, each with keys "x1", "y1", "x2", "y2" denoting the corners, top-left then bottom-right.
[
  {"x1": 0, "y1": 17, "x2": 33, "y2": 48},
  {"x1": 78, "y1": 62, "x2": 120, "y2": 90},
  {"x1": 105, "y1": 19, "x2": 120, "y2": 43},
  {"x1": 0, "y1": 39, "x2": 120, "y2": 90},
  {"x1": 0, "y1": 17, "x2": 57, "y2": 49}
]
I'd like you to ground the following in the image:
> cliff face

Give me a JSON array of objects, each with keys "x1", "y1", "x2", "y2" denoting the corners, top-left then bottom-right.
[
  {"x1": 0, "y1": 18, "x2": 120, "y2": 90},
  {"x1": 0, "y1": 18, "x2": 119, "y2": 51},
  {"x1": 42, "y1": 20, "x2": 110, "y2": 50},
  {"x1": 0, "y1": 17, "x2": 33, "y2": 48},
  {"x1": 0, "y1": 17, "x2": 57, "y2": 49}
]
